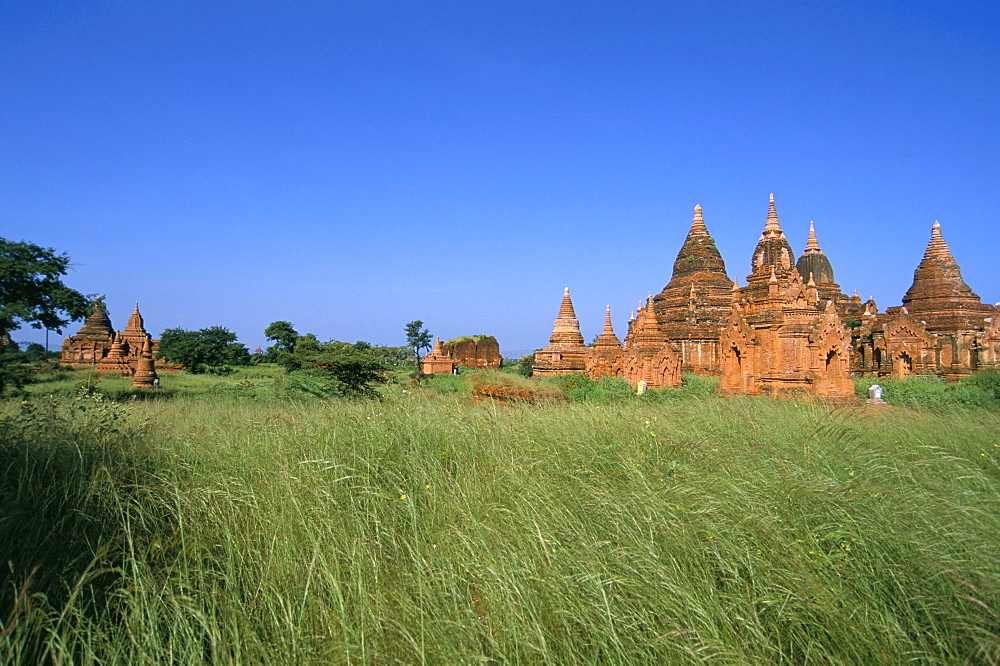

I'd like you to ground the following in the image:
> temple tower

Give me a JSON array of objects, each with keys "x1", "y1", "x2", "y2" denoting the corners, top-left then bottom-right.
[
  {"x1": 585, "y1": 305, "x2": 624, "y2": 380},
  {"x1": 119, "y1": 303, "x2": 153, "y2": 361},
  {"x1": 652, "y1": 205, "x2": 734, "y2": 374},
  {"x1": 795, "y1": 221, "x2": 849, "y2": 306},
  {"x1": 621, "y1": 295, "x2": 681, "y2": 389},
  {"x1": 96, "y1": 332, "x2": 133, "y2": 374},
  {"x1": 899, "y1": 221, "x2": 993, "y2": 330},
  {"x1": 61, "y1": 300, "x2": 116, "y2": 367},
  {"x1": 533, "y1": 287, "x2": 587, "y2": 375},
  {"x1": 718, "y1": 194, "x2": 854, "y2": 400},
  {"x1": 887, "y1": 220, "x2": 994, "y2": 378}
]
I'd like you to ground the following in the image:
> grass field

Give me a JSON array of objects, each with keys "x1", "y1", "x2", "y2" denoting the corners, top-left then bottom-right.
[{"x1": 2, "y1": 368, "x2": 998, "y2": 663}]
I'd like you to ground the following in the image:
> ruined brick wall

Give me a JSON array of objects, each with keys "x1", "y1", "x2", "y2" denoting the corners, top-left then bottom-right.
[{"x1": 442, "y1": 336, "x2": 501, "y2": 369}]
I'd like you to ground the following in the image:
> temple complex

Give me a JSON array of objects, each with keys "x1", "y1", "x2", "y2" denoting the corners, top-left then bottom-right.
[
  {"x1": 61, "y1": 302, "x2": 159, "y2": 378},
  {"x1": 537, "y1": 194, "x2": 997, "y2": 396},
  {"x1": 716, "y1": 196, "x2": 854, "y2": 399}
]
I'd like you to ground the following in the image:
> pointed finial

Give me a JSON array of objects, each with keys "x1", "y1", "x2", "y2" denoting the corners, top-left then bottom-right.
[
  {"x1": 764, "y1": 193, "x2": 781, "y2": 233},
  {"x1": 690, "y1": 204, "x2": 708, "y2": 235},
  {"x1": 732, "y1": 278, "x2": 740, "y2": 291},
  {"x1": 603, "y1": 305, "x2": 615, "y2": 333},
  {"x1": 564, "y1": 286, "x2": 569, "y2": 295},
  {"x1": 807, "y1": 272, "x2": 816, "y2": 287},
  {"x1": 924, "y1": 220, "x2": 954, "y2": 261},
  {"x1": 769, "y1": 266, "x2": 778, "y2": 283},
  {"x1": 804, "y1": 220, "x2": 821, "y2": 254}
]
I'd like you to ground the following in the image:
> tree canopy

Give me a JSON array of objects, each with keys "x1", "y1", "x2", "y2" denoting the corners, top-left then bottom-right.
[
  {"x1": 158, "y1": 326, "x2": 251, "y2": 373},
  {"x1": 282, "y1": 337, "x2": 388, "y2": 397},
  {"x1": 0, "y1": 237, "x2": 91, "y2": 339},
  {"x1": 404, "y1": 320, "x2": 432, "y2": 361},
  {"x1": 264, "y1": 320, "x2": 299, "y2": 353}
]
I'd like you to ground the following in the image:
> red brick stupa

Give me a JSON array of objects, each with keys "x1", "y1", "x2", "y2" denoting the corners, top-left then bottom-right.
[{"x1": 533, "y1": 288, "x2": 587, "y2": 375}]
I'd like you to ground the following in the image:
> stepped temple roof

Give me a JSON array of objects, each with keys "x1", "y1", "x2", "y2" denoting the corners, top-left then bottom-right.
[
  {"x1": 74, "y1": 301, "x2": 115, "y2": 341},
  {"x1": 900, "y1": 221, "x2": 992, "y2": 330},
  {"x1": 667, "y1": 204, "x2": 730, "y2": 286},
  {"x1": 549, "y1": 287, "x2": 585, "y2": 346},
  {"x1": 653, "y1": 205, "x2": 733, "y2": 332}
]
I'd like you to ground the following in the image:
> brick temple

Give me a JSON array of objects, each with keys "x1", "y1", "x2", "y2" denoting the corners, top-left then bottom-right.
[
  {"x1": 61, "y1": 301, "x2": 159, "y2": 385},
  {"x1": 536, "y1": 194, "x2": 999, "y2": 398}
]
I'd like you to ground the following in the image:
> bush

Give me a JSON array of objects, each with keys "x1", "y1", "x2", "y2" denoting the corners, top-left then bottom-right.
[
  {"x1": 854, "y1": 372, "x2": 1000, "y2": 411},
  {"x1": 423, "y1": 372, "x2": 468, "y2": 394},
  {"x1": 963, "y1": 370, "x2": 1000, "y2": 400},
  {"x1": 564, "y1": 375, "x2": 634, "y2": 402},
  {"x1": 158, "y1": 326, "x2": 251, "y2": 373}
]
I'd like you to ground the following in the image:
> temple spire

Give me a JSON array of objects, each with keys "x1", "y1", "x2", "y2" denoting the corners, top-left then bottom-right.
[
  {"x1": 548, "y1": 287, "x2": 584, "y2": 346},
  {"x1": 593, "y1": 305, "x2": 622, "y2": 348},
  {"x1": 125, "y1": 302, "x2": 144, "y2": 331},
  {"x1": 901, "y1": 220, "x2": 992, "y2": 327},
  {"x1": 803, "y1": 220, "x2": 821, "y2": 254},
  {"x1": 922, "y1": 220, "x2": 956, "y2": 265},
  {"x1": 690, "y1": 204, "x2": 708, "y2": 236},
  {"x1": 764, "y1": 193, "x2": 781, "y2": 234},
  {"x1": 557, "y1": 287, "x2": 576, "y2": 319}
]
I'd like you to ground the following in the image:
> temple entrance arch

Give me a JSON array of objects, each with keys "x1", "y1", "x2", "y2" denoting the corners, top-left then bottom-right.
[
  {"x1": 895, "y1": 352, "x2": 913, "y2": 377},
  {"x1": 825, "y1": 348, "x2": 839, "y2": 382}
]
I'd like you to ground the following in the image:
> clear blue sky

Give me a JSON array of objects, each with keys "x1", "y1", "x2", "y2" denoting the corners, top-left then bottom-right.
[{"x1": 4, "y1": 1, "x2": 998, "y2": 355}]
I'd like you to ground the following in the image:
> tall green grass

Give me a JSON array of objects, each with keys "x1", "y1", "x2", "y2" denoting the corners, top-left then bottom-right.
[{"x1": 1, "y1": 383, "x2": 998, "y2": 663}]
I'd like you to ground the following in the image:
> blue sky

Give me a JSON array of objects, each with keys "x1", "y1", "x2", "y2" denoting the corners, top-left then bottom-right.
[{"x1": 3, "y1": 1, "x2": 998, "y2": 355}]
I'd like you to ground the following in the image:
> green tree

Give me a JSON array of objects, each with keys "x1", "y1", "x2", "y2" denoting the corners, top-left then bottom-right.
[
  {"x1": 264, "y1": 320, "x2": 299, "y2": 363},
  {"x1": 158, "y1": 326, "x2": 251, "y2": 373},
  {"x1": 404, "y1": 320, "x2": 432, "y2": 365},
  {"x1": 0, "y1": 237, "x2": 91, "y2": 340},
  {"x1": 0, "y1": 238, "x2": 91, "y2": 393},
  {"x1": 264, "y1": 321, "x2": 298, "y2": 352},
  {"x1": 290, "y1": 338, "x2": 387, "y2": 397}
]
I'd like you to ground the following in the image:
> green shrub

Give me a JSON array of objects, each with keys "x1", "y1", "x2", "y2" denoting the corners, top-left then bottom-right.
[
  {"x1": 423, "y1": 372, "x2": 467, "y2": 394},
  {"x1": 963, "y1": 369, "x2": 1000, "y2": 400},
  {"x1": 564, "y1": 375, "x2": 634, "y2": 402},
  {"x1": 854, "y1": 372, "x2": 1000, "y2": 411}
]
